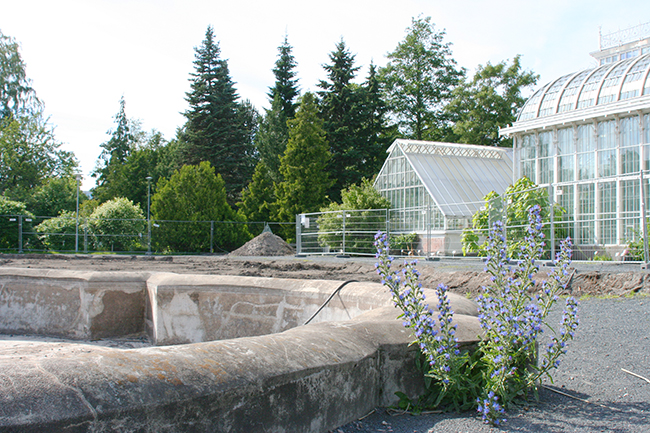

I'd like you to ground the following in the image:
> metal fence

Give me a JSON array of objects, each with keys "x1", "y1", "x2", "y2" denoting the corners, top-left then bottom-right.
[
  {"x1": 0, "y1": 214, "x2": 294, "y2": 255},
  {"x1": 296, "y1": 185, "x2": 650, "y2": 262}
]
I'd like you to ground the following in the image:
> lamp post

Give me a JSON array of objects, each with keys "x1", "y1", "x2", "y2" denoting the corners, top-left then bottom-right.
[
  {"x1": 146, "y1": 176, "x2": 153, "y2": 255},
  {"x1": 75, "y1": 173, "x2": 82, "y2": 253}
]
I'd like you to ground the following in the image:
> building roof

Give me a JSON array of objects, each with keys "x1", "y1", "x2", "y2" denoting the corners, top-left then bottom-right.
[
  {"x1": 515, "y1": 53, "x2": 650, "y2": 123},
  {"x1": 388, "y1": 140, "x2": 513, "y2": 218}
]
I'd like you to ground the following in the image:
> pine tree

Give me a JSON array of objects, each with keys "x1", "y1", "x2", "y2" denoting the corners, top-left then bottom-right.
[
  {"x1": 181, "y1": 26, "x2": 255, "y2": 205},
  {"x1": 317, "y1": 39, "x2": 362, "y2": 201},
  {"x1": 275, "y1": 92, "x2": 332, "y2": 238}
]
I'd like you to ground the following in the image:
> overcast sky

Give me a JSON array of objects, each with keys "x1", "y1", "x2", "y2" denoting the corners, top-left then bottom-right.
[{"x1": 2, "y1": 0, "x2": 649, "y2": 189}]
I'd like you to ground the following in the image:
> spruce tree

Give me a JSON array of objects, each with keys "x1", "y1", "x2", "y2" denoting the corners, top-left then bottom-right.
[
  {"x1": 317, "y1": 39, "x2": 365, "y2": 201},
  {"x1": 275, "y1": 92, "x2": 332, "y2": 237},
  {"x1": 256, "y1": 36, "x2": 300, "y2": 182},
  {"x1": 268, "y1": 35, "x2": 299, "y2": 119},
  {"x1": 92, "y1": 96, "x2": 137, "y2": 202},
  {"x1": 255, "y1": 94, "x2": 288, "y2": 182},
  {"x1": 181, "y1": 26, "x2": 255, "y2": 205},
  {"x1": 353, "y1": 62, "x2": 394, "y2": 185}
]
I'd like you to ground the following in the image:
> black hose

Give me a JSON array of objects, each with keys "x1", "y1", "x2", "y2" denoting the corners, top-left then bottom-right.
[{"x1": 303, "y1": 280, "x2": 357, "y2": 325}]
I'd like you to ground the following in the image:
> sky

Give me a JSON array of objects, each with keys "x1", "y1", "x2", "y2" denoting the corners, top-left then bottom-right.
[{"x1": 2, "y1": 0, "x2": 650, "y2": 189}]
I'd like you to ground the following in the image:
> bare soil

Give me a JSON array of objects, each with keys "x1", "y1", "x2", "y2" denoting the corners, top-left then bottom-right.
[{"x1": 1, "y1": 252, "x2": 648, "y2": 299}]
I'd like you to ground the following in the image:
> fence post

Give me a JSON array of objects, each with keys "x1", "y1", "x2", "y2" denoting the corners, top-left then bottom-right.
[
  {"x1": 18, "y1": 215, "x2": 23, "y2": 253},
  {"x1": 341, "y1": 211, "x2": 346, "y2": 254},
  {"x1": 427, "y1": 204, "x2": 431, "y2": 257},
  {"x1": 210, "y1": 221, "x2": 214, "y2": 254},
  {"x1": 549, "y1": 185, "x2": 555, "y2": 261},
  {"x1": 295, "y1": 214, "x2": 302, "y2": 255},
  {"x1": 641, "y1": 170, "x2": 649, "y2": 266},
  {"x1": 84, "y1": 218, "x2": 88, "y2": 253},
  {"x1": 385, "y1": 208, "x2": 390, "y2": 241}
]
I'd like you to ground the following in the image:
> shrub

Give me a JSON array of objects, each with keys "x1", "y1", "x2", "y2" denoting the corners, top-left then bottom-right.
[
  {"x1": 35, "y1": 210, "x2": 78, "y2": 251},
  {"x1": 88, "y1": 197, "x2": 146, "y2": 252},
  {"x1": 0, "y1": 196, "x2": 36, "y2": 251}
]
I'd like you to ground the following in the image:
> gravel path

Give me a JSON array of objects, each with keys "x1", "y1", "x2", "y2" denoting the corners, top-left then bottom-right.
[{"x1": 332, "y1": 296, "x2": 650, "y2": 433}]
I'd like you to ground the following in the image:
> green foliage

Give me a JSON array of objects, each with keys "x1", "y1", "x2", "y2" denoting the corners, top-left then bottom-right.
[
  {"x1": 181, "y1": 26, "x2": 257, "y2": 205},
  {"x1": 446, "y1": 55, "x2": 538, "y2": 147},
  {"x1": 151, "y1": 161, "x2": 251, "y2": 253},
  {"x1": 0, "y1": 29, "x2": 39, "y2": 118},
  {"x1": 268, "y1": 35, "x2": 299, "y2": 119},
  {"x1": 34, "y1": 210, "x2": 78, "y2": 251},
  {"x1": 0, "y1": 113, "x2": 77, "y2": 200},
  {"x1": 380, "y1": 16, "x2": 465, "y2": 141},
  {"x1": 317, "y1": 178, "x2": 391, "y2": 253},
  {"x1": 376, "y1": 207, "x2": 579, "y2": 425},
  {"x1": 0, "y1": 196, "x2": 35, "y2": 250},
  {"x1": 317, "y1": 41, "x2": 391, "y2": 201},
  {"x1": 255, "y1": 95, "x2": 289, "y2": 182},
  {"x1": 317, "y1": 39, "x2": 362, "y2": 200},
  {"x1": 275, "y1": 92, "x2": 332, "y2": 241},
  {"x1": 591, "y1": 250, "x2": 613, "y2": 261},
  {"x1": 390, "y1": 232, "x2": 418, "y2": 252},
  {"x1": 25, "y1": 176, "x2": 88, "y2": 217},
  {"x1": 87, "y1": 197, "x2": 146, "y2": 252},
  {"x1": 627, "y1": 230, "x2": 646, "y2": 261},
  {"x1": 461, "y1": 177, "x2": 564, "y2": 257},
  {"x1": 238, "y1": 161, "x2": 276, "y2": 235},
  {"x1": 93, "y1": 129, "x2": 178, "y2": 209}
]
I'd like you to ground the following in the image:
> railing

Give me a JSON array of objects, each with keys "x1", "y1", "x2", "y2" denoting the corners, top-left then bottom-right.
[
  {"x1": 0, "y1": 214, "x2": 294, "y2": 255},
  {"x1": 295, "y1": 185, "x2": 648, "y2": 261}
]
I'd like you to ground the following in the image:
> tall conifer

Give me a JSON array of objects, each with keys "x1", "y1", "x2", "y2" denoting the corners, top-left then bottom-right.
[
  {"x1": 274, "y1": 92, "x2": 331, "y2": 236},
  {"x1": 181, "y1": 26, "x2": 255, "y2": 204}
]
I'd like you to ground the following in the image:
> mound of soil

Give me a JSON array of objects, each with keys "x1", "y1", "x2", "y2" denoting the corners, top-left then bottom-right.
[{"x1": 229, "y1": 232, "x2": 295, "y2": 257}]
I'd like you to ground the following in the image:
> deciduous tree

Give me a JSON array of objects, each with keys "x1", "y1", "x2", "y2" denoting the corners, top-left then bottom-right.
[
  {"x1": 380, "y1": 17, "x2": 464, "y2": 141},
  {"x1": 0, "y1": 29, "x2": 38, "y2": 119},
  {"x1": 447, "y1": 55, "x2": 538, "y2": 147}
]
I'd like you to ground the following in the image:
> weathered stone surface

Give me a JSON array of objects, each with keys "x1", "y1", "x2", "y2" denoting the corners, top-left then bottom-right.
[
  {"x1": 0, "y1": 308, "x2": 481, "y2": 432},
  {"x1": 0, "y1": 267, "x2": 481, "y2": 432},
  {"x1": 0, "y1": 268, "x2": 147, "y2": 340}
]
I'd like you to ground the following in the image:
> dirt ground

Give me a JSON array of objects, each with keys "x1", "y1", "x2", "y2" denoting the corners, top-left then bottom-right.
[{"x1": 1, "y1": 252, "x2": 648, "y2": 299}]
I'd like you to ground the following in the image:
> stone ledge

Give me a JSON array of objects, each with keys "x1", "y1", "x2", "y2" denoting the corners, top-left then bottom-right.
[{"x1": 0, "y1": 307, "x2": 481, "y2": 432}]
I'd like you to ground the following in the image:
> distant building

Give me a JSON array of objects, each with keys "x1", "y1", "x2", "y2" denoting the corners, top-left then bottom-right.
[
  {"x1": 374, "y1": 140, "x2": 512, "y2": 255},
  {"x1": 500, "y1": 22, "x2": 650, "y2": 257}
]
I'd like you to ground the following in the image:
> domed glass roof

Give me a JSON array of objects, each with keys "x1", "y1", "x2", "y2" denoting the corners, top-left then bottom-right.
[{"x1": 517, "y1": 53, "x2": 650, "y2": 121}]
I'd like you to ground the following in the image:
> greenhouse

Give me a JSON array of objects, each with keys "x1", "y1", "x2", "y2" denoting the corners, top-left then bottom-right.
[
  {"x1": 372, "y1": 140, "x2": 513, "y2": 254},
  {"x1": 501, "y1": 44, "x2": 650, "y2": 257}
]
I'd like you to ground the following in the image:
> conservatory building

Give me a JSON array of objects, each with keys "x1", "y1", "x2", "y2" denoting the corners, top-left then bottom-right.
[
  {"x1": 373, "y1": 140, "x2": 513, "y2": 255},
  {"x1": 500, "y1": 31, "x2": 650, "y2": 256}
]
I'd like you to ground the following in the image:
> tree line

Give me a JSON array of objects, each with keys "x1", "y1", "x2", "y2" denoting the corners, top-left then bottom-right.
[{"x1": 0, "y1": 17, "x2": 539, "y2": 253}]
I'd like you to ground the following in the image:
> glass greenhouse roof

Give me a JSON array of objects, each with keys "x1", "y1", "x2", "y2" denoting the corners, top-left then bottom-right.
[
  {"x1": 517, "y1": 53, "x2": 650, "y2": 121},
  {"x1": 383, "y1": 140, "x2": 513, "y2": 218}
]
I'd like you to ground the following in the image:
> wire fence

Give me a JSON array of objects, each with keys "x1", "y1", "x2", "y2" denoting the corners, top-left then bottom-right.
[
  {"x1": 296, "y1": 184, "x2": 650, "y2": 262},
  {"x1": 0, "y1": 214, "x2": 294, "y2": 255}
]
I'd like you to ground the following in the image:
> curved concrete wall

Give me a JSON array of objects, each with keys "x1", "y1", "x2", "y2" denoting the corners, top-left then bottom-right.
[
  {"x1": 0, "y1": 308, "x2": 481, "y2": 432},
  {"x1": 0, "y1": 268, "x2": 478, "y2": 346},
  {"x1": 0, "y1": 267, "x2": 481, "y2": 432}
]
